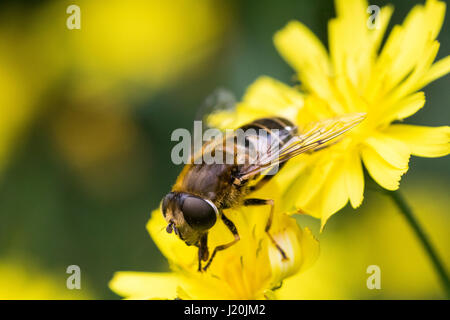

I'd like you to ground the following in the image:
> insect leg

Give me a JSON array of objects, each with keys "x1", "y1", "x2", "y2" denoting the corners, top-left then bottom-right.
[
  {"x1": 197, "y1": 248, "x2": 202, "y2": 272},
  {"x1": 203, "y1": 213, "x2": 240, "y2": 271},
  {"x1": 248, "y1": 175, "x2": 274, "y2": 192},
  {"x1": 197, "y1": 233, "x2": 209, "y2": 272},
  {"x1": 243, "y1": 198, "x2": 288, "y2": 260}
]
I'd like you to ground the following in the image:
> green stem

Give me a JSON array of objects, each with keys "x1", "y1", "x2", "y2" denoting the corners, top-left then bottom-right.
[{"x1": 387, "y1": 190, "x2": 450, "y2": 298}]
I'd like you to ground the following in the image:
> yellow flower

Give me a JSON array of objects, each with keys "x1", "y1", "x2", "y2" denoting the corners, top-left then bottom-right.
[
  {"x1": 110, "y1": 185, "x2": 319, "y2": 299},
  {"x1": 208, "y1": 0, "x2": 450, "y2": 228}
]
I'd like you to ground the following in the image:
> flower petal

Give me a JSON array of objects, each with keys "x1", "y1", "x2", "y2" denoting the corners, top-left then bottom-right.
[
  {"x1": 424, "y1": 0, "x2": 446, "y2": 39},
  {"x1": 282, "y1": 154, "x2": 335, "y2": 218},
  {"x1": 242, "y1": 76, "x2": 304, "y2": 114},
  {"x1": 319, "y1": 160, "x2": 350, "y2": 230},
  {"x1": 384, "y1": 124, "x2": 450, "y2": 157},
  {"x1": 268, "y1": 214, "x2": 319, "y2": 286},
  {"x1": 109, "y1": 272, "x2": 179, "y2": 300},
  {"x1": 379, "y1": 91, "x2": 425, "y2": 124},
  {"x1": 386, "y1": 41, "x2": 440, "y2": 104},
  {"x1": 361, "y1": 145, "x2": 407, "y2": 190},
  {"x1": 274, "y1": 21, "x2": 330, "y2": 77},
  {"x1": 361, "y1": 4, "x2": 394, "y2": 100},
  {"x1": 146, "y1": 209, "x2": 198, "y2": 271},
  {"x1": 274, "y1": 21, "x2": 343, "y2": 113},
  {"x1": 378, "y1": 0, "x2": 446, "y2": 91},
  {"x1": 420, "y1": 55, "x2": 450, "y2": 89},
  {"x1": 330, "y1": 0, "x2": 391, "y2": 89},
  {"x1": 345, "y1": 149, "x2": 364, "y2": 208},
  {"x1": 297, "y1": 227, "x2": 320, "y2": 272},
  {"x1": 364, "y1": 133, "x2": 410, "y2": 169}
]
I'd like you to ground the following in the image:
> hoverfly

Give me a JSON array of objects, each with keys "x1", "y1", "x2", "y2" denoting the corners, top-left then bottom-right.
[{"x1": 161, "y1": 113, "x2": 366, "y2": 271}]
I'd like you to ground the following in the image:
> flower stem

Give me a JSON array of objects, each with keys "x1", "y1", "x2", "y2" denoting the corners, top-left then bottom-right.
[{"x1": 387, "y1": 190, "x2": 450, "y2": 298}]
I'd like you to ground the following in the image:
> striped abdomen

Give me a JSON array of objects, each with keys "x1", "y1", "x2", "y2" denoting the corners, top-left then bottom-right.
[{"x1": 233, "y1": 117, "x2": 297, "y2": 189}]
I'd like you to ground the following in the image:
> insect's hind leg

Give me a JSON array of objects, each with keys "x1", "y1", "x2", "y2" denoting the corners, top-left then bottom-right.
[
  {"x1": 203, "y1": 213, "x2": 240, "y2": 272},
  {"x1": 243, "y1": 198, "x2": 288, "y2": 260}
]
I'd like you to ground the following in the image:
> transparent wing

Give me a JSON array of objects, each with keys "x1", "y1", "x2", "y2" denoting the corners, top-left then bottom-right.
[
  {"x1": 195, "y1": 87, "x2": 237, "y2": 128},
  {"x1": 238, "y1": 112, "x2": 367, "y2": 181},
  {"x1": 189, "y1": 88, "x2": 237, "y2": 158}
]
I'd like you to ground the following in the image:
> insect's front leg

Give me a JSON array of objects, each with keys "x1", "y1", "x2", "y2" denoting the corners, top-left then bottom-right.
[
  {"x1": 197, "y1": 233, "x2": 209, "y2": 272},
  {"x1": 243, "y1": 198, "x2": 288, "y2": 260},
  {"x1": 202, "y1": 212, "x2": 240, "y2": 272}
]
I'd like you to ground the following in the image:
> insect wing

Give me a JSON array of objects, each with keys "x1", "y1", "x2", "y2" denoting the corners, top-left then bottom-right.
[
  {"x1": 238, "y1": 112, "x2": 366, "y2": 180},
  {"x1": 195, "y1": 87, "x2": 237, "y2": 128},
  {"x1": 189, "y1": 88, "x2": 237, "y2": 162}
]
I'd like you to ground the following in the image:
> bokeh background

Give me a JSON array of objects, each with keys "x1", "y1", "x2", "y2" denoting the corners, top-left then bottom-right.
[{"x1": 0, "y1": 0, "x2": 448, "y2": 299}]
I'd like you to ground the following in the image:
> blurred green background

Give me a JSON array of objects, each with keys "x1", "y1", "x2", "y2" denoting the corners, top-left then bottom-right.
[{"x1": 0, "y1": 0, "x2": 448, "y2": 299}]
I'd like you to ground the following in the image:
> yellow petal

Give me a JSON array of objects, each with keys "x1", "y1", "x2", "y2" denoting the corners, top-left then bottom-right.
[
  {"x1": 386, "y1": 41, "x2": 439, "y2": 104},
  {"x1": 273, "y1": 154, "x2": 309, "y2": 192},
  {"x1": 345, "y1": 149, "x2": 364, "y2": 208},
  {"x1": 146, "y1": 209, "x2": 198, "y2": 271},
  {"x1": 274, "y1": 21, "x2": 330, "y2": 76},
  {"x1": 296, "y1": 94, "x2": 335, "y2": 126},
  {"x1": 367, "y1": 5, "x2": 394, "y2": 57},
  {"x1": 274, "y1": 21, "x2": 342, "y2": 112},
  {"x1": 424, "y1": 0, "x2": 446, "y2": 39},
  {"x1": 364, "y1": 133, "x2": 410, "y2": 169},
  {"x1": 361, "y1": 145, "x2": 407, "y2": 190},
  {"x1": 378, "y1": 0, "x2": 446, "y2": 91},
  {"x1": 297, "y1": 227, "x2": 320, "y2": 272},
  {"x1": 242, "y1": 76, "x2": 304, "y2": 114},
  {"x1": 420, "y1": 55, "x2": 450, "y2": 88},
  {"x1": 361, "y1": 5, "x2": 394, "y2": 99},
  {"x1": 268, "y1": 214, "x2": 319, "y2": 286},
  {"x1": 330, "y1": 0, "x2": 375, "y2": 87},
  {"x1": 319, "y1": 160, "x2": 349, "y2": 230},
  {"x1": 109, "y1": 272, "x2": 179, "y2": 300},
  {"x1": 268, "y1": 214, "x2": 303, "y2": 285},
  {"x1": 334, "y1": 0, "x2": 368, "y2": 21},
  {"x1": 282, "y1": 154, "x2": 335, "y2": 218},
  {"x1": 206, "y1": 110, "x2": 241, "y2": 130},
  {"x1": 282, "y1": 150, "x2": 352, "y2": 226},
  {"x1": 334, "y1": 74, "x2": 369, "y2": 113},
  {"x1": 379, "y1": 92, "x2": 425, "y2": 125},
  {"x1": 384, "y1": 124, "x2": 450, "y2": 157}
]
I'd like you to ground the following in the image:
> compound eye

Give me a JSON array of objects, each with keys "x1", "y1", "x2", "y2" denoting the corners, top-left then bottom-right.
[{"x1": 182, "y1": 197, "x2": 217, "y2": 230}]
